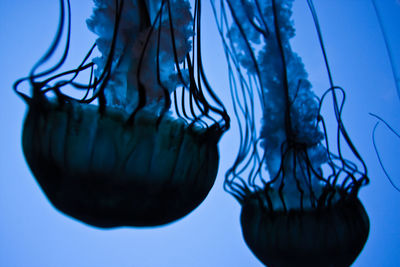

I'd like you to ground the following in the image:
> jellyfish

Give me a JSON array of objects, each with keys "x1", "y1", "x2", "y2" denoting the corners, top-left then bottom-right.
[
  {"x1": 13, "y1": 0, "x2": 229, "y2": 228},
  {"x1": 212, "y1": 0, "x2": 369, "y2": 265}
]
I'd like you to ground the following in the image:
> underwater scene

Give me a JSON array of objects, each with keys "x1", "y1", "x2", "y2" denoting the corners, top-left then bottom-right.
[{"x1": 0, "y1": 0, "x2": 399, "y2": 266}]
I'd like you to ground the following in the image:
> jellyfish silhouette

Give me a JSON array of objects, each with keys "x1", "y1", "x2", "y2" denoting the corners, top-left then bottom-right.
[
  {"x1": 212, "y1": 0, "x2": 369, "y2": 266},
  {"x1": 13, "y1": 0, "x2": 229, "y2": 228}
]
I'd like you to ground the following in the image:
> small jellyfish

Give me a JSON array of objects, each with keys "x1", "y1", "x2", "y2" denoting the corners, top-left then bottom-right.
[
  {"x1": 14, "y1": 0, "x2": 229, "y2": 228},
  {"x1": 212, "y1": 0, "x2": 369, "y2": 265}
]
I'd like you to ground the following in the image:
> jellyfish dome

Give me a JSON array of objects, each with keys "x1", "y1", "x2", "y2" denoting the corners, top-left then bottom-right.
[
  {"x1": 14, "y1": 0, "x2": 229, "y2": 228},
  {"x1": 213, "y1": 0, "x2": 369, "y2": 265}
]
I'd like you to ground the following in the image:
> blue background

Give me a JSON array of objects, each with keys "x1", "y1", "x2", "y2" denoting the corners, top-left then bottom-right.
[{"x1": 0, "y1": 0, "x2": 399, "y2": 266}]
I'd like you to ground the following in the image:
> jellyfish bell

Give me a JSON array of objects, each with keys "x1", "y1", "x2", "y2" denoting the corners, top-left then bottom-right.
[
  {"x1": 240, "y1": 190, "x2": 369, "y2": 266},
  {"x1": 213, "y1": 0, "x2": 369, "y2": 265},
  {"x1": 15, "y1": 0, "x2": 229, "y2": 228},
  {"x1": 22, "y1": 100, "x2": 221, "y2": 228},
  {"x1": 236, "y1": 142, "x2": 370, "y2": 266}
]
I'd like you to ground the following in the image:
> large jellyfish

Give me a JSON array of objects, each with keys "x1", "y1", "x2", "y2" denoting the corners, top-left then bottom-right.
[
  {"x1": 13, "y1": 0, "x2": 229, "y2": 228},
  {"x1": 212, "y1": 0, "x2": 369, "y2": 265}
]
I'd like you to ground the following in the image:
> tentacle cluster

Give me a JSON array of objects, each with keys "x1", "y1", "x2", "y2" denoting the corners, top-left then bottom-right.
[
  {"x1": 14, "y1": 0, "x2": 230, "y2": 133},
  {"x1": 212, "y1": 0, "x2": 368, "y2": 211}
]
